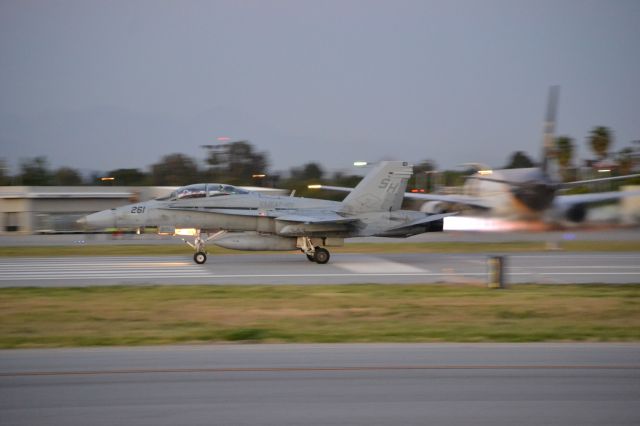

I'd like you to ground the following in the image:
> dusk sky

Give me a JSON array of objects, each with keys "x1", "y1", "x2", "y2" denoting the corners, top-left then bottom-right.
[{"x1": 1, "y1": 0, "x2": 639, "y2": 176}]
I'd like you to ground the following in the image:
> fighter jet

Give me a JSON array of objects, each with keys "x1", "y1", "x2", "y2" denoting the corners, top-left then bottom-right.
[
  {"x1": 79, "y1": 161, "x2": 450, "y2": 264},
  {"x1": 311, "y1": 87, "x2": 640, "y2": 225}
]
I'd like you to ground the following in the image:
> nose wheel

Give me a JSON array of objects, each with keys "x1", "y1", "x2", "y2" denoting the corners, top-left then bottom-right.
[
  {"x1": 194, "y1": 252, "x2": 207, "y2": 264},
  {"x1": 182, "y1": 230, "x2": 226, "y2": 264}
]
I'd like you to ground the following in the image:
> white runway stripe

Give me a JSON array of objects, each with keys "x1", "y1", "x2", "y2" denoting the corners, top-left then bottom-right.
[
  {"x1": 336, "y1": 256, "x2": 428, "y2": 274},
  {"x1": 0, "y1": 257, "x2": 206, "y2": 281}
]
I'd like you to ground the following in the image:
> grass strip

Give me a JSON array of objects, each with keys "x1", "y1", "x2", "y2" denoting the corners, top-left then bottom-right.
[
  {"x1": 1, "y1": 284, "x2": 639, "y2": 348},
  {"x1": 0, "y1": 240, "x2": 639, "y2": 257}
]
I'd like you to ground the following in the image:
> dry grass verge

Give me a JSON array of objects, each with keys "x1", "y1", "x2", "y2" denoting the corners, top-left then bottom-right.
[{"x1": 1, "y1": 284, "x2": 639, "y2": 348}]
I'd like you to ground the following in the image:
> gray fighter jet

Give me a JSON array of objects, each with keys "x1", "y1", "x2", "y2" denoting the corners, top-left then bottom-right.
[{"x1": 79, "y1": 161, "x2": 450, "y2": 264}]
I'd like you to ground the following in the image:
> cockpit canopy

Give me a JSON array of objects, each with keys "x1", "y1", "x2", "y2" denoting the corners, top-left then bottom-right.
[{"x1": 157, "y1": 184, "x2": 250, "y2": 201}]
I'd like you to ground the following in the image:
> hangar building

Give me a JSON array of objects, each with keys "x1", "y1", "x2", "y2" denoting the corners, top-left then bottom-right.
[{"x1": 0, "y1": 186, "x2": 286, "y2": 235}]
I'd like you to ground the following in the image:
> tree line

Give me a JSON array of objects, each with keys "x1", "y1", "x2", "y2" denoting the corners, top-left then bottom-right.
[
  {"x1": 0, "y1": 141, "x2": 361, "y2": 199},
  {"x1": 1, "y1": 127, "x2": 637, "y2": 192}
]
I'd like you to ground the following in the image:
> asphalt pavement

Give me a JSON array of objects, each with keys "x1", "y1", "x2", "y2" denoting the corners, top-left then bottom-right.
[
  {"x1": 2, "y1": 227, "x2": 640, "y2": 245},
  {"x1": 1, "y1": 343, "x2": 638, "y2": 426}
]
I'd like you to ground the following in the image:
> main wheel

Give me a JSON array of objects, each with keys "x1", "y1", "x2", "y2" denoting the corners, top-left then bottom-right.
[
  {"x1": 314, "y1": 247, "x2": 330, "y2": 264},
  {"x1": 194, "y1": 251, "x2": 207, "y2": 264},
  {"x1": 306, "y1": 253, "x2": 316, "y2": 262}
]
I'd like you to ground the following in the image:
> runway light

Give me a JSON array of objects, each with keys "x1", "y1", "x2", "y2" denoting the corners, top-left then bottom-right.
[
  {"x1": 252, "y1": 174, "x2": 266, "y2": 178},
  {"x1": 308, "y1": 184, "x2": 322, "y2": 189},
  {"x1": 100, "y1": 177, "x2": 115, "y2": 181},
  {"x1": 353, "y1": 161, "x2": 368, "y2": 167},
  {"x1": 598, "y1": 169, "x2": 611, "y2": 173},
  {"x1": 478, "y1": 170, "x2": 493, "y2": 175}
]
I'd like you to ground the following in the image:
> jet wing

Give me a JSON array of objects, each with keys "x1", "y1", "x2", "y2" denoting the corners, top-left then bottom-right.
[
  {"x1": 276, "y1": 211, "x2": 359, "y2": 224},
  {"x1": 158, "y1": 206, "x2": 360, "y2": 224},
  {"x1": 274, "y1": 211, "x2": 359, "y2": 236},
  {"x1": 159, "y1": 207, "x2": 282, "y2": 218},
  {"x1": 309, "y1": 185, "x2": 492, "y2": 210},
  {"x1": 559, "y1": 173, "x2": 640, "y2": 189},
  {"x1": 555, "y1": 189, "x2": 640, "y2": 206}
]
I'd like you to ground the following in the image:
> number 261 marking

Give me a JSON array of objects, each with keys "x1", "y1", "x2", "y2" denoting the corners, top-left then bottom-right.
[{"x1": 130, "y1": 206, "x2": 146, "y2": 214}]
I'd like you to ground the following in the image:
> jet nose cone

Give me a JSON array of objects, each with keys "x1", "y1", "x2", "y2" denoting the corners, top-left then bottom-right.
[{"x1": 80, "y1": 210, "x2": 116, "y2": 229}]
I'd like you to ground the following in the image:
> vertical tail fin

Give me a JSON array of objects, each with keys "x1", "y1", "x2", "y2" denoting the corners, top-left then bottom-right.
[
  {"x1": 541, "y1": 85, "x2": 560, "y2": 179},
  {"x1": 341, "y1": 161, "x2": 413, "y2": 213}
]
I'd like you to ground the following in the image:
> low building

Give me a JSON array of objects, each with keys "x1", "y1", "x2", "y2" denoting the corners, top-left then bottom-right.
[
  {"x1": 0, "y1": 185, "x2": 287, "y2": 234},
  {"x1": 620, "y1": 185, "x2": 640, "y2": 225}
]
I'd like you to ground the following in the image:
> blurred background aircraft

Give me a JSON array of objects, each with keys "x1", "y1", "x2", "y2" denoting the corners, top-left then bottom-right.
[{"x1": 310, "y1": 87, "x2": 640, "y2": 230}]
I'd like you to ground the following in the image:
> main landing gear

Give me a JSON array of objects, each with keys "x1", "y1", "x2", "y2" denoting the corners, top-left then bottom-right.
[
  {"x1": 299, "y1": 237, "x2": 330, "y2": 264},
  {"x1": 182, "y1": 232, "x2": 332, "y2": 265}
]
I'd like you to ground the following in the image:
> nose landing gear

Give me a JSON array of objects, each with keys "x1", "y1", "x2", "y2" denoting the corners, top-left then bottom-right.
[
  {"x1": 183, "y1": 230, "x2": 226, "y2": 264},
  {"x1": 194, "y1": 251, "x2": 207, "y2": 264}
]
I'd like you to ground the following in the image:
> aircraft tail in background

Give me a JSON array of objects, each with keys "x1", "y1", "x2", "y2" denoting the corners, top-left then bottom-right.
[{"x1": 541, "y1": 85, "x2": 560, "y2": 181}]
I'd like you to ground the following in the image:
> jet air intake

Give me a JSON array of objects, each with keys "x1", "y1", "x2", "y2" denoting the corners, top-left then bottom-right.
[{"x1": 548, "y1": 203, "x2": 587, "y2": 223}]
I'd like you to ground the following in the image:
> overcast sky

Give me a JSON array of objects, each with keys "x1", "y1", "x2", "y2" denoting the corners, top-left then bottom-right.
[{"x1": 1, "y1": 0, "x2": 639, "y2": 176}]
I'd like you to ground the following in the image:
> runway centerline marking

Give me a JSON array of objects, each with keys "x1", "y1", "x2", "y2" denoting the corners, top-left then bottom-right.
[{"x1": 0, "y1": 272, "x2": 486, "y2": 281}]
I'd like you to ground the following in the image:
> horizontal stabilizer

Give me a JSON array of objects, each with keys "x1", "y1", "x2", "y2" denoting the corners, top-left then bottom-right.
[
  {"x1": 275, "y1": 211, "x2": 358, "y2": 236},
  {"x1": 276, "y1": 212, "x2": 358, "y2": 224},
  {"x1": 559, "y1": 173, "x2": 640, "y2": 189},
  {"x1": 386, "y1": 213, "x2": 455, "y2": 231},
  {"x1": 403, "y1": 192, "x2": 493, "y2": 210},
  {"x1": 556, "y1": 189, "x2": 640, "y2": 206}
]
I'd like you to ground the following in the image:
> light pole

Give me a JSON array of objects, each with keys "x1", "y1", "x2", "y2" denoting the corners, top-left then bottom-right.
[{"x1": 252, "y1": 174, "x2": 266, "y2": 187}]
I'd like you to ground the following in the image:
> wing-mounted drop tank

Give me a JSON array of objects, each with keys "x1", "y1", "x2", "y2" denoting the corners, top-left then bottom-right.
[
  {"x1": 213, "y1": 233, "x2": 298, "y2": 251},
  {"x1": 212, "y1": 232, "x2": 343, "y2": 251}
]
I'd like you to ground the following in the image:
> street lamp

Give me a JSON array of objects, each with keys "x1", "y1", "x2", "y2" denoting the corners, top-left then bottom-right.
[{"x1": 252, "y1": 174, "x2": 266, "y2": 187}]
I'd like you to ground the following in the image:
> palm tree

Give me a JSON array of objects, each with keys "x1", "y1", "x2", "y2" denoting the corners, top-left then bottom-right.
[
  {"x1": 555, "y1": 136, "x2": 574, "y2": 181},
  {"x1": 504, "y1": 151, "x2": 534, "y2": 169},
  {"x1": 588, "y1": 126, "x2": 612, "y2": 160}
]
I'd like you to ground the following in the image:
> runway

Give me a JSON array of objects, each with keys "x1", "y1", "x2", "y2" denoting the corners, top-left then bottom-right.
[
  {"x1": 1, "y1": 343, "x2": 638, "y2": 426},
  {"x1": 0, "y1": 252, "x2": 639, "y2": 286},
  {"x1": 2, "y1": 227, "x2": 640, "y2": 245}
]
